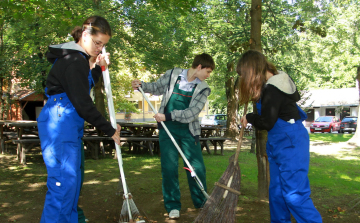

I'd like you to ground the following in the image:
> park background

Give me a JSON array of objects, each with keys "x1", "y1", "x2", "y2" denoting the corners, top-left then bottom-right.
[{"x1": 1, "y1": 0, "x2": 360, "y2": 222}]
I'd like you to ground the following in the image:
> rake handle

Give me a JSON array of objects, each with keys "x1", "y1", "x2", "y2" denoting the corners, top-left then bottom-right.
[
  {"x1": 233, "y1": 103, "x2": 248, "y2": 164},
  {"x1": 101, "y1": 47, "x2": 133, "y2": 220},
  {"x1": 138, "y1": 86, "x2": 209, "y2": 199}
]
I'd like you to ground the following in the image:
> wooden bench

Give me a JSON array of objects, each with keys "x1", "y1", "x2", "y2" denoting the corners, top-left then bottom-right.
[
  {"x1": 200, "y1": 137, "x2": 229, "y2": 155},
  {"x1": 1, "y1": 132, "x2": 17, "y2": 154},
  {"x1": 82, "y1": 136, "x2": 160, "y2": 159},
  {"x1": 12, "y1": 136, "x2": 228, "y2": 164},
  {"x1": 11, "y1": 136, "x2": 160, "y2": 164},
  {"x1": 12, "y1": 138, "x2": 41, "y2": 164}
]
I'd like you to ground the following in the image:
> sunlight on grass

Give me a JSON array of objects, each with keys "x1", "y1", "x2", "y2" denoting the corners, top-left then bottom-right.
[
  {"x1": 141, "y1": 165, "x2": 156, "y2": 170},
  {"x1": 84, "y1": 180, "x2": 101, "y2": 185},
  {"x1": 309, "y1": 154, "x2": 360, "y2": 196},
  {"x1": 84, "y1": 170, "x2": 95, "y2": 173},
  {"x1": 1, "y1": 203, "x2": 11, "y2": 208},
  {"x1": 339, "y1": 174, "x2": 353, "y2": 181},
  {"x1": 0, "y1": 182, "x2": 13, "y2": 186},
  {"x1": 309, "y1": 133, "x2": 353, "y2": 143},
  {"x1": 24, "y1": 173, "x2": 35, "y2": 177},
  {"x1": 8, "y1": 166, "x2": 20, "y2": 170}
]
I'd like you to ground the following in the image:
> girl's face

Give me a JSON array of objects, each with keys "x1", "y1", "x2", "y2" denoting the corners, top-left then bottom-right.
[{"x1": 82, "y1": 31, "x2": 110, "y2": 57}]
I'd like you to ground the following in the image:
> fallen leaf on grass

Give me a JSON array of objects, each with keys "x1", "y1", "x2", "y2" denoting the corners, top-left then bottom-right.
[{"x1": 337, "y1": 207, "x2": 345, "y2": 212}]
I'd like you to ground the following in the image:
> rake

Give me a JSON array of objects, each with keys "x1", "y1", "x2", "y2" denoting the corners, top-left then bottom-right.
[
  {"x1": 138, "y1": 86, "x2": 209, "y2": 200},
  {"x1": 194, "y1": 103, "x2": 248, "y2": 223},
  {"x1": 101, "y1": 47, "x2": 144, "y2": 223}
]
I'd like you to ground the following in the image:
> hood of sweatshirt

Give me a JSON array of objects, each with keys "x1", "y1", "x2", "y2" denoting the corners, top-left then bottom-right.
[
  {"x1": 46, "y1": 41, "x2": 89, "y2": 63},
  {"x1": 266, "y1": 71, "x2": 299, "y2": 101}
]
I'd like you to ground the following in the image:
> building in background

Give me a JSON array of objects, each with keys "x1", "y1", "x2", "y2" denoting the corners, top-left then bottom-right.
[
  {"x1": 302, "y1": 88, "x2": 359, "y2": 126},
  {"x1": 1, "y1": 90, "x2": 44, "y2": 121}
]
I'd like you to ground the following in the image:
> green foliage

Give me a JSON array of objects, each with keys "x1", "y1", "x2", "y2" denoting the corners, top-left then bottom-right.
[{"x1": 1, "y1": 0, "x2": 360, "y2": 115}]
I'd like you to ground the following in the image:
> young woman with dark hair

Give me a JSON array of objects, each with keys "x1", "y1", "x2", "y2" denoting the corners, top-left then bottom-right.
[
  {"x1": 238, "y1": 50, "x2": 322, "y2": 223},
  {"x1": 38, "y1": 16, "x2": 120, "y2": 223}
]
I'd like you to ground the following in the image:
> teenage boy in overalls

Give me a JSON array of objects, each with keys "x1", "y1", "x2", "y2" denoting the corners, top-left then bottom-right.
[{"x1": 131, "y1": 53, "x2": 215, "y2": 219}]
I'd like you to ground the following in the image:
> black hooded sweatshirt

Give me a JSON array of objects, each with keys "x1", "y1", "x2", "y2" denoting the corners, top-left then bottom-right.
[
  {"x1": 246, "y1": 71, "x2": 301, "y2": 131},
  {"x1": 45, "y1": 41, "x2": 115, "y2": 137}
]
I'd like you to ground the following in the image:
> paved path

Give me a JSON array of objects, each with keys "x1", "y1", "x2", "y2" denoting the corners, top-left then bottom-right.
[{"x1": 310, "y1": 141, "x2": 360, "y2": 160}]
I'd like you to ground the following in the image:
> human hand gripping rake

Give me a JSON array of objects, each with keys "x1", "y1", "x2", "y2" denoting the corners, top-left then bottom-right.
[
  {"x1": 101, "y1": 48, "x2": 143, "y2": 223},
  {"x1": 138, "y1": 86, "x2": 209, "y2": 200}
]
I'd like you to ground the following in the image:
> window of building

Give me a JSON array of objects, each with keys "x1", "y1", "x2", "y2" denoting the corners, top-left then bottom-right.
[
  {"x1": 136, "y1": 101, "x2": 143, "y2": 111},
  {"x1": 306, "y1": 109, "x2": 314, "y2": 122},
  {"x1": 325, "y1": 108, "x2": 335, "y2": 116}
]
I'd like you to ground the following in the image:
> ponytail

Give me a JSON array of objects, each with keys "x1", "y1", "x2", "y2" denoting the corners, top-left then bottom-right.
[{"x1": 71, "y1": 26, "x2": 83, "y2": 42}]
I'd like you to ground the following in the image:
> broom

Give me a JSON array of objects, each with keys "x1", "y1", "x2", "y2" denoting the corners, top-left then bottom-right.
[
  {"x1": 138, "y1": 86, "x2": 209, "y2": 199},
  {"x1": 101, "y1": 48, "x2": 143, "y2": 223},
  {"x1": 194, "y1": 103, "x2": 248, "y2": 223}
]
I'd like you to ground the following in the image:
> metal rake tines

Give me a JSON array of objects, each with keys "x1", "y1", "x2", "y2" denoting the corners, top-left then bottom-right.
[{"x1": 119, "y1": 195, "x2": 142, "y2": 223}]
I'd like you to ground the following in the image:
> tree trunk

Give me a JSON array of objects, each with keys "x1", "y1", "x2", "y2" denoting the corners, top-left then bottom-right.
[
  {"x1": 348, "y1": 66, "x2": 360, "y2": 146},
  {"x1": 256, "y1": 127, "x2": 269, "y2": 199},
  {"x1": 250, "y1": 0, "x2": 262, "y2": 51},
  {"x1": 0, "y1": 21, "x2": 4, "y2": 120},
  {"x1": 94, "y1": 76, "x2": 107, "y2": 129},
  {"x1": 250, "y1": 0, "x2": 270, "y2": 200},
  {"x1": 250, "y1": 103, "x2": 256, "y2": 154},
  {"x1": 225, "y1": 62, "x2": 240, "y2": 139}
]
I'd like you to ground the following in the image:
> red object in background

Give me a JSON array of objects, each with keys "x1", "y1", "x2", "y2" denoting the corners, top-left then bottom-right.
[{"x1": 309, "y1": 116, "x2": 341, "y2": 133}]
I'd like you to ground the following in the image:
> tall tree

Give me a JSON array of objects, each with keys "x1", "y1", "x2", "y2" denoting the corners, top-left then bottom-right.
[
  {"x1": 250, "y1": 0, "x2": 269, "y2": 200},
  {"x1": 348, "y1": 66, "x2": 360, "y2": 145}
]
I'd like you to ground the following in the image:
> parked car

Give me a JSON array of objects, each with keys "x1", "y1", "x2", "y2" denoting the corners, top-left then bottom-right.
[
  {"x1": 310, "y1": 116, "x2": 341, "y2": 133},
  {"x1": 201, "y1": 114, "x2": 227, "y2": 127},
  {"x1": 339, "y1": 116, "x2": 357, "y2": 133}
]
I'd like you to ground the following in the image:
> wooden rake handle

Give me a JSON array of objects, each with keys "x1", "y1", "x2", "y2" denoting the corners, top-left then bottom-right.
[{"x1": 233, "y1": 103, "x2": 248, "y2": 164}]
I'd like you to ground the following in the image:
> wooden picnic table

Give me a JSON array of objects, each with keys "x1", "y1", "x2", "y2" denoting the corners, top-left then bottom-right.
[
  {"x1": 119, "y1": 122, "x2": 158, "y2": 137},
  {"x1": 2, "y1": 120, "x2": 230, "y2": 164},
  {"x1": 0, "y1": 120, "x2": 11, "y2": 154},
  {"x1": 6, "y1": 121, "x2": 39, "y2": 164},
  {"x1": 200, "y1": 125, "x2": 228, "y2": 155},
  {"x1": 116, "y1": 122, "x2": 159, "y2": 154}
]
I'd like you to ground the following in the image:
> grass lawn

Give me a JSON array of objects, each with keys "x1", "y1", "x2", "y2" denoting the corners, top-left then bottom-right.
[
  {"x1": 0, "y1": 133, "x2": 359, "y2": 222},
  {"x1": 309, "y1": 133, "x2": 354, "y2": 143}
]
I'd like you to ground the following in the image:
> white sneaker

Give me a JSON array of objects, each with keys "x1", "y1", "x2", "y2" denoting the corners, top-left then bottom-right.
[{"x1": 169, "y1": 209, "x2": 180, "y2": 219}]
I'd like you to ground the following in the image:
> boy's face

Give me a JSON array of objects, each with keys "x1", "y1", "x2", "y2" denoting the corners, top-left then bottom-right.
[{"x1": 196, "y1": 67, "x2": 213, "y2": 81}]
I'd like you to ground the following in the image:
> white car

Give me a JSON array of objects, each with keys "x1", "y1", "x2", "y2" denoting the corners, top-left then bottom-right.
[{"x1": 201, "y1": 114, "x2": 227, "y2": 127}]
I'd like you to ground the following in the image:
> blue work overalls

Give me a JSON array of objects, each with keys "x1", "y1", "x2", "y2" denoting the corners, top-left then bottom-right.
[
  {"x1": 257, "y1": 100, "x2": 322, "y2": 223},
  {"x1": 38, "y1": 58, "x2": 95, "y2": 223}
]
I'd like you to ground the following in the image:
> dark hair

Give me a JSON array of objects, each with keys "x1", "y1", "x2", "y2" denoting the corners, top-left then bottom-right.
[
  {"x1": 191, "y1": 53, "x2": 215, "y2": 70},
  {"x1": 71, "y1": 16, "x2": 112, "y2": 42},
  {"x1": 236, "y1": 50, "x2": 278, "y2": 105}
]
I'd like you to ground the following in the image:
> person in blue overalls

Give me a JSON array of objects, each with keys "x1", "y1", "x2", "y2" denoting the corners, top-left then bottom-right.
[
  {"x1": 38, "y1": 16, "x2": 121, "y2": 223},
  {"x1": 237, "y1": 50, "x2": 322, "y2": 223},
  {"x1": 131, "y1": 53, "x2": 215, "y2": 220}
]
